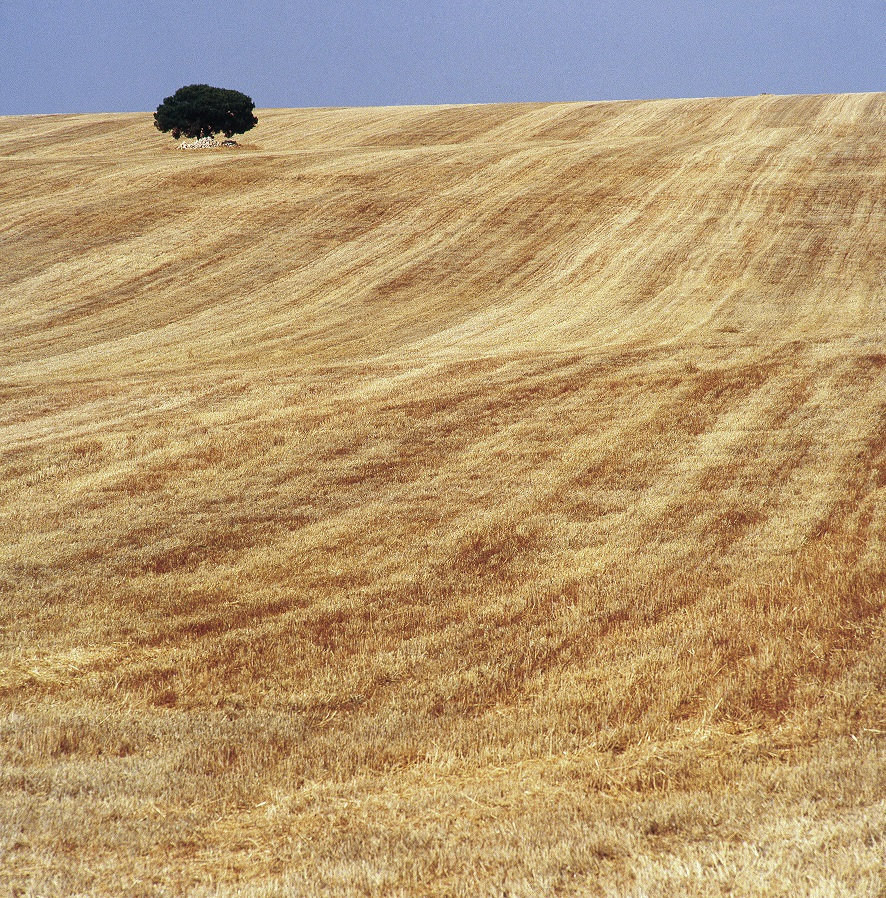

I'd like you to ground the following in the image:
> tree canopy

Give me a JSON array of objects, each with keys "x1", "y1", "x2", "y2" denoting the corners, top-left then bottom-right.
[{"x1": 153, "y1": 84, "x2": 258, "y2": 141}]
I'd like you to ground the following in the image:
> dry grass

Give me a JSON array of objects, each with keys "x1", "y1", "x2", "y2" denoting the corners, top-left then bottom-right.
[{"x1": 2, "y1": 93, "x2": 886, "y2": 895}]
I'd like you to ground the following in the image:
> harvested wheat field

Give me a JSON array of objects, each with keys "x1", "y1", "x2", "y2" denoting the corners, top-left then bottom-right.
[{"x1": 3, "y1": 92, "x2": 886, "y2": 896}]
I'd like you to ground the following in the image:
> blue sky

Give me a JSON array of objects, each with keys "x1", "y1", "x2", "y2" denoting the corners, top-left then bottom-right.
[{"x1": 2, "y1": 0, "x2": 885, "y2": 115}]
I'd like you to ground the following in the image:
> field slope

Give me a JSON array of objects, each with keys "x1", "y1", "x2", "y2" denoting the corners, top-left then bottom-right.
[{"x1": 3, "y1": 93, "x2": 886, "y2": 896}]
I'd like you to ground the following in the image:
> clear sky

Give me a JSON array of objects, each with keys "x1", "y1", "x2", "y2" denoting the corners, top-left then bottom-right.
[{"x1": 2, "y1": 0, "x2": 885, "y2": 115}]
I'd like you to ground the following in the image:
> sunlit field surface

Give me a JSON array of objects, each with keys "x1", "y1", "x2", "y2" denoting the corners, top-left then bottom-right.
[{"x1": 3, "y1": 93, "x2": 886, "y2": 896}]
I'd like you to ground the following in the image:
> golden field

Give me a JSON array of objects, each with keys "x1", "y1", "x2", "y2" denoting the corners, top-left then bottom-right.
[{"x1": 2, "y1": 92, "x2": 886, "y2": 896}]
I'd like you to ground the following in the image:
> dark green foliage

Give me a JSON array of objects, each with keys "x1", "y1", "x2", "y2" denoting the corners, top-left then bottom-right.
[{"x1": 153, "y1": 84, "x2": 258, "y2": 140}]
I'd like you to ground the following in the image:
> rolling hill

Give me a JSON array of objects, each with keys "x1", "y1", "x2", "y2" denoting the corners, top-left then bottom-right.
[{"x1": 2, "y1": 92, "x2": 886, "y2": 896}]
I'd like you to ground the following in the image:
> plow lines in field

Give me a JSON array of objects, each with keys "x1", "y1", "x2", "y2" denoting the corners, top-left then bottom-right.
[{"x1": 2, "y1": 92, "x2": 886, "y2": 896}]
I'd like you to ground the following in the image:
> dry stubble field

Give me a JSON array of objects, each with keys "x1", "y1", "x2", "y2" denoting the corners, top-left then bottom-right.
[{"x1": 2, "y1": 93, "x2": 886, "y2": 896}]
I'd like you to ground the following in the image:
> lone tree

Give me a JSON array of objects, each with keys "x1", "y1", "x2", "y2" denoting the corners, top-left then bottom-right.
[{"x1": 154, "y1": 84, "x2": 258, "y2": 141}]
